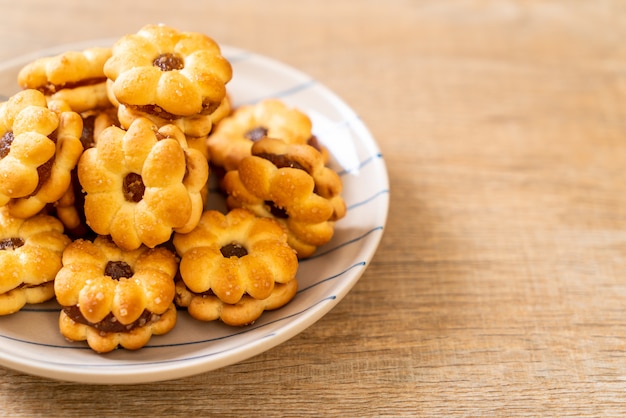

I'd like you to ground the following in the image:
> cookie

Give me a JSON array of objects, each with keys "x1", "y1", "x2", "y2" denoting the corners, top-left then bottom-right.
[
  {"x1": 206, "y1": 99, "x2": 315, "y2": 172},
  {"x1": 173, "y1": 208, "x2": 298, "y2": 325},
  {"x1": 0, "y1": 90, "x2": 83, "y2": 218},
  {"x1": 54, "y1": 235, "x2": 178, "y2": 352},
  {"x1": 104, "y1": 23, "x2": 232, "y2": 119},
  {"x1": 17, "y1": 47, "x2": 112, "y2": 113},
  {"x1": 77, "y1": 117, "x2": 209, "y2": 250},
  {"x1": 222, "y1": 138, "x2": 346, "y2": 258},
  {"x1": 174, "y1": 278, "x2": 298, "y2": 326},
  {"x1": 0, "y1": 207, "x2": 71, "y2": 315}
]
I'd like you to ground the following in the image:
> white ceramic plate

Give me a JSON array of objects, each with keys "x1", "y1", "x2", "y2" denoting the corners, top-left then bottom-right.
[{"x1": 0, "y1": 40, "x2": 389, "y2": 384}]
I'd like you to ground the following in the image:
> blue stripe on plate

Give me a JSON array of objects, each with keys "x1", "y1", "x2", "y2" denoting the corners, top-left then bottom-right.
[
  {"x1": 347, "y1": 189, "x2": 389, "y2": 211},
  {"x1": 337, "y1": 152, "x2": 384, "y2": 177},
  {"x1": 303, "y1": 226, "x2": 384, "y2": 261},
  {"x1": 297, "y1": 262, "x2": 366, "y2": 293}
]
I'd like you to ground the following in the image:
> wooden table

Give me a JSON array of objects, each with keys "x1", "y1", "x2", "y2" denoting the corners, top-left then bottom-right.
[{"x1": 2, "y1": 0, "x2": 626, "y2": 415}]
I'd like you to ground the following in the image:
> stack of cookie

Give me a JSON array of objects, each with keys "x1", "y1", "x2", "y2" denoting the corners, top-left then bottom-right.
[
  {"x1": 0, "y1": 23, "x2": 346, "y2": 353},
  {"x1": 0, "y1": 89, "x2": 82, "y2": 316}
]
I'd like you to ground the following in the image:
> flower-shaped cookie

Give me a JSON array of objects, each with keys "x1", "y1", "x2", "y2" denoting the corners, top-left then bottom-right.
[
  {"x1": 173, "y1": 208, "x2": 298, "y2": 310},
  {"x1": 104, "y1": 23, "x2": 232, "y2": 118},
  {"x1": 207, "y1": 99, "x2": 315, "y2": 171},
  {"x1": 222, "y1": 138, "x2": 346, "y2": 258},
  {"x1": 18, "y1": 47, "x2": 112, "y2": 113},
  {"x1": 77, "y1": 117, "x2": 209, "y2": 250},
  {"x1": 0, "y1": 89, "x2": 83, "y2": 218},
  {"x1": 54, "y1": 235, "x2": 178, "y2": 353},
  {"x1": 174, "y1": 277, "x2": 298, "y2": 326},
  {"x1": 0, "y1": 207, "x2": 70, "y2": 315}
]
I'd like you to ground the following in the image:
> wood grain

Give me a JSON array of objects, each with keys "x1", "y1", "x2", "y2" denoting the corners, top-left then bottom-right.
[{"x1": 2, "y1": 0, "x2": 626, "y2": 416}]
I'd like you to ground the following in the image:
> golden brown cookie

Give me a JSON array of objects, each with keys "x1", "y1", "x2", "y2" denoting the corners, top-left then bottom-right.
[
  {"x1": 174, "y1": 278, "x2": 298, "y2": 326},
  {"x1": 173, "y1": 208, "x2": 298, "y2": 304},
  {"x1": 104, "y1": 24, "x2": 232, "y2": 118},
  {"x1": 17, "y1": 47, "x2": 112, "y2": 113},
  {"x1": 222, "y1": 138, "x2": 346, "y2": 258},
  {"x1": 206, "y1": 99, "x2": 315, "y2": 172},
  {"x1": 173, "y1": 208, "x2": 298, "y2": 325},
  {"x1": 54, "y1": 235, "x2": 178, "y2": 353},
  {"x1": 0, "y1": 90, "x2": 83, "y2": 218},
  {"x1": 0, "y1": 207, "x2": 70, "y2": 315},
  {"x1": 77, "y1": 117, "x2": 209, "y2": 250}
]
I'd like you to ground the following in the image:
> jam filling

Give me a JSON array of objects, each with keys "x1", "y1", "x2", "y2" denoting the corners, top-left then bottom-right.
[
  {"x1": 63, "y1": 305, "x2": 158, "y2": 333},
  {"x1": 155, "y1": 131, "x2": 171, "y2": 141},
  {"x1": 307, "y1": 135, "x2": 326, "y2": 154},
  {"x1": 64, "y1": 169, "x2": 91, "y2": 239},
  {"x1": 198, "y1": 289, "x2": 216, "y2": 297},
  {"x1": 80, "y1": 114, "x2": 97, "y2": 149},
  {"x1": 129, "y1": 104, "x2": 178, "y2": 120},
  {"x1": 264, "y1": 200, "x2": 289, "y2": 219},
  {"x1": 32, "y1": 157, "x2": 54, "y2": 196},
  {"x1": 28, "y1": 130, "x2": 58, "y2": 197},
  {"x1": 244, "y1": 126, "x2": 268, "y2": 142},
  {"x1": 201, "y1": 100, "x2": 221, "y2": 115},
  {"x1": 153, "y1": 53, "x2": 184, "y2": 72},
  {"x1": 128, "y1": 100, "x2": 219, "y2": 118},
  {"x1": 0, "y1": 237, "x2": 24, "y2": 250},
  {"x1": 0, "y1": 131, "x2": 13, "y2": 159},
  {"x1": 256, "y1": 153, "x2": 306, "y2": 171},
  {"x1": 123, "y1": 173, "x2": 145, "y2": 202},
  {"x1": 105, "y1": 260, "x2": 134, "y2": 280},
  {"x1": 39, "y1": 77, "x2": 106, "y2": 95},
  {"x1": 220, "y1": 242, "x2": 248, "y2": 258},
  {"x1": 16, "y1": 282, "x2": 49, "y2": 290}
]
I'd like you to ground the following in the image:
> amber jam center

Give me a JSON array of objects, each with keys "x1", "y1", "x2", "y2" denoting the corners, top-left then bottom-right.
[
  {"x1": 220, "y1": 242, "x2": 248, "y2": 258},
  {"x1": 153, "y1": 53, "x2": 184, "y2": 71},
  {"x1": 123, "y1": 173, "x2": 145, "y2": 202},
  {"x1": 244, "y1": 127, "x2": 268, "y2": 142},
  {"x1": 0, "y1": 131, "x2": 14, "y2": 159},
  {"x1": 105, "y1": 260, "x2": 134, "y2": 280},
  {"x1": 0, "y1": 237, "x2": 24, "y2": 250}
]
